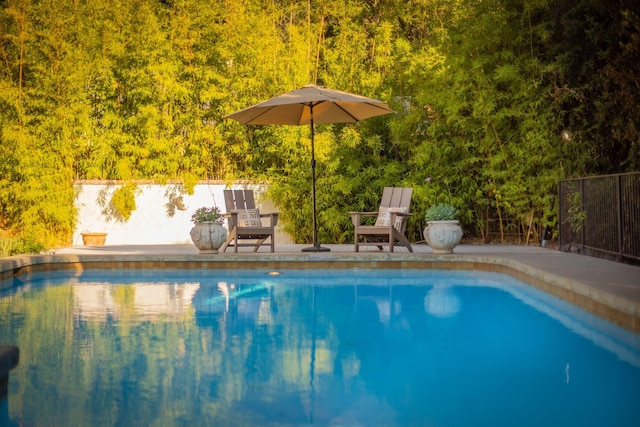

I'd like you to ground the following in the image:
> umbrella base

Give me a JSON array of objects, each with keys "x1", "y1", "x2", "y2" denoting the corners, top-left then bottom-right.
[{"x1": 301, "y1": 245, "x2": 331, "y2": 253}]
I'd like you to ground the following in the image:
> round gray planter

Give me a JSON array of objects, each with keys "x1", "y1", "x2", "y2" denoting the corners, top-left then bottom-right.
[
  {"x1": 190, "y1": 222, "x2": 227, "y2": 254},
  {"x1": 424, "y1": 220, "x2": 463, "y2": 254}
]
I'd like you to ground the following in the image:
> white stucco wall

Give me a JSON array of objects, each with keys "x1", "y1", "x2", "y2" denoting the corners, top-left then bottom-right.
[{"x1": 73, "y1": 182, "x2": 292, "y2": 246}]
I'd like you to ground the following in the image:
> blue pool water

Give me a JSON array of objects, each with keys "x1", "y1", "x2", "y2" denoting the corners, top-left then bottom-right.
[{"x1": 1, "y1": 269, "x2": 639, "y2": 426}]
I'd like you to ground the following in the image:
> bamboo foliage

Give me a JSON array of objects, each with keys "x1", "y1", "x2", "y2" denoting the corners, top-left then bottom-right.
[{"x1": 0, "y1": 0, "x2": 638, "y2": 248}]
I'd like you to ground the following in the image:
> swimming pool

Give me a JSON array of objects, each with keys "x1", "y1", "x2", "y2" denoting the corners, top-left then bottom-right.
[{"x1": 1, "y1": 269, "x2": 639, "y2": 426}]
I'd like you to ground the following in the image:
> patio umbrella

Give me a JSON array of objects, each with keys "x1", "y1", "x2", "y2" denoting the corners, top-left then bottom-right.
[{"x1": 225, "y1": 84, "x2": 394, "y2": 252}]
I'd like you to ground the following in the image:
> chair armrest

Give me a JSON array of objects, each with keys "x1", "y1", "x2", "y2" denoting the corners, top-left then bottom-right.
[
  {"x1": 260, "y1": 212, "x2": 279, "y2": 227},
  {"x1": 224, "y1": 212, "x2": 239, "y2": 227},
  {"x1": 349, "y1": 211, "x2": 378, "y2": 216},
  {"x1": 387, "y1": 211, "x2": 412, "y2": 230},
  {"x1": 349, "y1": 211, "x2": 378, "y2": 227},
  {"x1": 226, "y1": 211, "x2": 279, "y2": 228}
]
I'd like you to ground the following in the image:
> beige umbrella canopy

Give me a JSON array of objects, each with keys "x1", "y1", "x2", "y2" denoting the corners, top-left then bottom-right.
[{"x1": 225, "y1": 84, "x2": 394, "y2": 252}]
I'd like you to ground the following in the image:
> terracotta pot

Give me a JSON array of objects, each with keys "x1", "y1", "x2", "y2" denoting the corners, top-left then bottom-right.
[
  {"x1": 81, "y1": 232, "x2": 107, "y2": 246},
  {"x1": 190, "y1": 222, "x2": 227, "y2": 254},
  {"x1": 424, "y1": 220, "x2": 463, "y2": 254}
]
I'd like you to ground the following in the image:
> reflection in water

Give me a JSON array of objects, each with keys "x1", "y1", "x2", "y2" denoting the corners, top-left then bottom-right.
[
  {"x1": 424, "y1": 283, "x2": 461, "y2": 317},
  {"x1": 0, "y1": 270, "x2": 639, "y2": 427},
  {"x1": 217, "y1": 281, "x2": 231, "y2": 311},
  {"x1": 73, "y1": 282, "x2": 200, "y2": 321}
]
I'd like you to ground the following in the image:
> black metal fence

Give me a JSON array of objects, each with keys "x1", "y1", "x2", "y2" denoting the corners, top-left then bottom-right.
[{"x1": 558, "y1": 172, "x2": 640, "y2": 265}]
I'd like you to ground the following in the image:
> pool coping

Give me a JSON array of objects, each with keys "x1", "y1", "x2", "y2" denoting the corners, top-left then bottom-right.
[{"x1": 1, "y1": 251, "x2": 639, "y2": 334}]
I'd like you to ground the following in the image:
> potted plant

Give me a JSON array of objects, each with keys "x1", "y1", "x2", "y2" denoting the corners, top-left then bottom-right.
[
  {"x1": 189, "y1": 206, "x2": 227, "y2": 254},
  {"x1": 423, "y1": 203, "x2": 463, "y2": 254}
]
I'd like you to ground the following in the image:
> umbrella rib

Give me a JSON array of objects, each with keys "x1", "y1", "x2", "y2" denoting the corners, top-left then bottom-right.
[
  {"x1": 247, "y1": 106, "x2": 278, "y2": 124},
  {"x1": 331, "y1": 102, "x2": 391, "y2": 122},
  {"x1": 332, "y1": 103, "x2": 358, "y2": 121}
]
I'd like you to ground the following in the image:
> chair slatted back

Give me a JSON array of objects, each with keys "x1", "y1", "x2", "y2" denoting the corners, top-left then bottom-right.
[
  {"x1": 380, "y1": 187, "x2": 412, "y2": 210},
  {"x1": 224, "y1": 189, "x2": 256, "y2": 211}
]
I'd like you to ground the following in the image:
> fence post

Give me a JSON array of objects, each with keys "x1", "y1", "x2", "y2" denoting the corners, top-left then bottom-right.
[
  {"x1": 580, "y1": 178, "x2": 585, "y2": 254},
  {"x1": 617, "y1": 174, "x2": 623, "y2": 262},
  {"x1": 557, "y1": 182, "x2": 562, "y2": 249}
]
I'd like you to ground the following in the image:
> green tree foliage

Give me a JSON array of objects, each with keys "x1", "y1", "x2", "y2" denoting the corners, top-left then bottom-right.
[
  {"x1": 0, "y1": 0, "x2": 82, "y2": 247},
  {"x1": 548, "y1": 0, "x2": 640, "y2": 173},
  {"x1": 0, "y1": 0, "x2": 638, "y2": 249},
  {"x1": 390, "y1": 0, "x2": 564, "y2": 242}
]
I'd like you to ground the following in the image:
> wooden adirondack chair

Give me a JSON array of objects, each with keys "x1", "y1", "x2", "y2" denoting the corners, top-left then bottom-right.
[
  {"x1": 350, "y1": 187, "x2": 413, "y2": 253},
  {"x1": 221, "y1": 189, "x2": 279, "y2": 253}
]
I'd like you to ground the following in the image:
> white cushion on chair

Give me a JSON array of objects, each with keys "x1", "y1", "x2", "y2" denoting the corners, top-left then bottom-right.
[
  {"x1": 236, "y1": 209, "x2": 261, "y2": 227},
  {"x1": 375, "y1": 207, "x2": 408, "y2": 230}
]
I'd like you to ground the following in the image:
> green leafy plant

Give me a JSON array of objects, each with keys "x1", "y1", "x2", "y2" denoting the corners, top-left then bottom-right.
[
  {"x1": 97, "y1": 184, "x2": 141, "y2": 223},
  {"x1": 191, "y1": 206, "x2": 224, "y2": 224},
  {"x1": 424, "y1": 203, "x2": 458, "y2": 221},
  {"x1": 0, "y1": 234, "x2": 46, "y2": 257},
  {"x1": 567, "y1": 191, "x2": 586, "y2": 234}
]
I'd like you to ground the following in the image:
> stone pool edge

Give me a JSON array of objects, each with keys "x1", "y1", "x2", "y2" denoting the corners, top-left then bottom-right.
[{"x1": 0, "y1": 252, "x2": 638, "y2": 334}]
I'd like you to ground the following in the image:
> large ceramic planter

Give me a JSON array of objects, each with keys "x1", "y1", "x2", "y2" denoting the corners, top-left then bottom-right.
[
  {"x1": 190, "y1": 222, "x2": 227, "y2": 254},
  {"x1": 81, "y1": 232, "x2": 107, "y2": 246},
  {"x1": 424, "y1": 220, "x2": 463, "y2": 254}
]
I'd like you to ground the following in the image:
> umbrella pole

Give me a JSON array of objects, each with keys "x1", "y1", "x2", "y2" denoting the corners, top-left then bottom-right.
[{"x1": 302, "y1": 105, "x2": 330, "y2": 252}]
